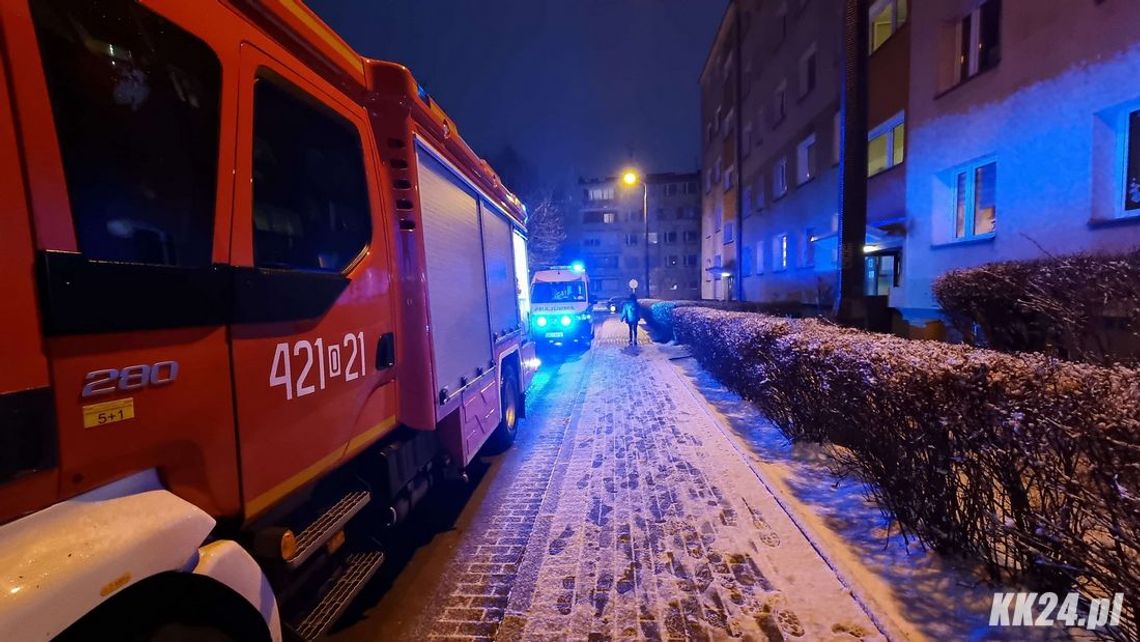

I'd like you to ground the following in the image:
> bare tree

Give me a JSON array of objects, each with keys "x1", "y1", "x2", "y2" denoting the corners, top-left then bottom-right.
[{"x1": 525, "y1": 194, "x2": 566, "y2": 269}]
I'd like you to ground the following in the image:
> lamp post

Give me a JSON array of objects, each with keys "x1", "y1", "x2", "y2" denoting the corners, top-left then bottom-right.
[{"x1": 621, "y1": 169, "x2": 650, "y2": 297}]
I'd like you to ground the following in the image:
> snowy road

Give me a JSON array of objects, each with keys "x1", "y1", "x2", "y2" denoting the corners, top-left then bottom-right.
[{"x1": 331, "y1": 318, "x2": 884, "y2": 641}]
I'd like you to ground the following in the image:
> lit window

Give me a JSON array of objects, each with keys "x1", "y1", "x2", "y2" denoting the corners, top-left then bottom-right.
[
  {"x1": 952, "y1": 160, "x2": 997, "y2": 239},
  {"x1": 868, "y1": 113, "x2": 905, "y2": 176},
  {"x1": 869, "y1": 0, "x2": 908, "y2": 54},
  {"x1": 773, "y1": 157, "x2": 789, "y2": 198},
  {"x1": 798, "y1": 44, "x2": 817, "y2": 98},
  {"x1": 1126, "y1": 109, "x2": 1140, "y2": 213},
  {"x1": 603, "y1": 212, "x2": 617, "y2": 224},
  {"x1": 775, "y1": 234, "x2": 790, "y2": 270},
  {"x1": 796, "y1": 133, "x2": 817, "y2": 185}
]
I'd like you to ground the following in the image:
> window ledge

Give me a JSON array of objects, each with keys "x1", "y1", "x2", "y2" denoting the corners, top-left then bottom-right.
[
  {"x1": 931, "y1": 233, "x2": 996, "y2": 249},
  {"x1": 1089, "y1": 213, "x2": 1140, "y2": 229},
  {"x1": 868, "y1": 163, "x2": 904, "y2": 180},
  {"x1": 934, "y1": 64, "x2": 998, "y2": 101}
]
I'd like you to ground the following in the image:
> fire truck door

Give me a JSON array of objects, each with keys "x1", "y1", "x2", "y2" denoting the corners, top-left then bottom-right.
[{"x1": 228, "y1": 44, "x2": 396, "y2": 519}]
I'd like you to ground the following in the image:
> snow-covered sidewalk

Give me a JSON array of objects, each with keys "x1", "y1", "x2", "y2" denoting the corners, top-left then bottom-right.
[{"x1": 500, "y1": 319, "x2": 884, "y2": 640}]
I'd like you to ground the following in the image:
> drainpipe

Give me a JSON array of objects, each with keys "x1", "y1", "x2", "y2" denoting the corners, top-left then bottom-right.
[
  {"x1": 835, "y1": 0, "x2": 869, "y2": 326},
  {"x1": 734, "y1": 0, "x2": 745, "y2": 302}
]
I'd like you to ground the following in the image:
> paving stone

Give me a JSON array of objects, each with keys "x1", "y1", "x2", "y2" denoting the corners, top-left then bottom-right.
[{"x1": 422, "y1": 320, "x2": 882, "y2": 641}]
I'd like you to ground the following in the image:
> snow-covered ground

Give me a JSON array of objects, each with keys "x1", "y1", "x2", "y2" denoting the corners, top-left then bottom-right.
[
  {"x1": 666, "y1": 341, "x2": 1077, "y2": 642},
  {"x1": 334, "y1": 318, "x2": 1083, "y2": 641},
  {"x1": 507, "y1": 323, "x2": 883, "y2": 640}
]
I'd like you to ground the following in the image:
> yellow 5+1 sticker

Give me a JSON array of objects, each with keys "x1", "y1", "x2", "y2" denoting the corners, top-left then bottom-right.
[{"x1": 82, "y1": 398, "x2": 135, "y2": 429}]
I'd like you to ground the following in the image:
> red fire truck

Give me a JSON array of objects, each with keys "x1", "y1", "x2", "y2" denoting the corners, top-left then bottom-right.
[{"x1": 0, "y1": 0, "x2": 537, "y2": 639}]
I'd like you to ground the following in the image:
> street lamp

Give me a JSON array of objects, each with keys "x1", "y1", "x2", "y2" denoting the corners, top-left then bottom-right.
[{"x1": 619, "y1": 168, "x2": 650, "y2": 297}]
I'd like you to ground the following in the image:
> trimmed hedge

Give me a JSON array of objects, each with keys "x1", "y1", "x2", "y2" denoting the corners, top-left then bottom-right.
[
  {"x1": 933, "y1": 249, "x2": 1140, "y2": 365},
  {"x1": 638, "y1": 299, "x2": 803, "y2": 342},
  {"x1": 670, "y1": 305, "x2": 1140, "y2": 640}
]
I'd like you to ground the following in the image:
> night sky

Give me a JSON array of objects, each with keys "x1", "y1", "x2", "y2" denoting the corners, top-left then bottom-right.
[{"x1": 307, "y1": 0, "x2": 728, "y2": 190}]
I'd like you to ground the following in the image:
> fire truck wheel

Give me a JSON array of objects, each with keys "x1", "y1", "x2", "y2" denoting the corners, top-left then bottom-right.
[
  {"x1": 56, "y1": 572, "x2": 271, "y2": 642},
  {"x1": 487, "y1": 368, "x2": 520, "y2": 453}
]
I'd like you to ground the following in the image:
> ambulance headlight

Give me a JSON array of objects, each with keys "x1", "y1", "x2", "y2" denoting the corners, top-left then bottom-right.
[
  {"x1": 560, "y1": 316, "x2": 572, "y2": 327},
  {"x1": 536, "y1": 316, "x2": 548, "y2": 327}
]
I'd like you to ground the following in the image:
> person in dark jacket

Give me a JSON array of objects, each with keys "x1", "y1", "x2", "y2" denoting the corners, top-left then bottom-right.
[{"x1": 619, "y1": 294, "x2": 640, "y2": 346}]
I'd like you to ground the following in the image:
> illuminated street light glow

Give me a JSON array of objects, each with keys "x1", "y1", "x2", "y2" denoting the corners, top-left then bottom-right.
[{"x1": 621, "y1": 170, "x2": 639, "y2": 186}]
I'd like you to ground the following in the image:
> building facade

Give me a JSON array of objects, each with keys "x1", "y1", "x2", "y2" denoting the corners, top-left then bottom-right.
[
  {"x1": 565, "y1": 173, "x2": 702, "y2": 301},
  {"x1": 703, "y1": 0, "x2": 1140, "y2": 331},
  {"x1": 896, "y1": 0, "x2": 1140, "y2": 324},
  {"x1": 700, "y1": 0, "x2": 910, "y2": 307}
]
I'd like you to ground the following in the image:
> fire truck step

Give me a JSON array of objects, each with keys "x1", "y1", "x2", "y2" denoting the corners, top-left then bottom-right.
[
  {"x1": 288, "y1": 490, "x2": 371, "y2": 570},
  {"x1": 294, "y1": 549, "x2": 385, "y2": 640}
]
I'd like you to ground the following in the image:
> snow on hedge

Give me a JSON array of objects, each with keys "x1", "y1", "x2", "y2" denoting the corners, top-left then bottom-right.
[
  {"x1": 669, "y1": 304, "x2": 1140, "y2": 640},
  {"x1": 934, "y1": 248, "x2": 1140, "y2": 365}
]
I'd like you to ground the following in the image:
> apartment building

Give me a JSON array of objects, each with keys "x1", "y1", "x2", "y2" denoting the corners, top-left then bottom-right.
[
  {"x1": 700, "y1": 0, "x2": 910, "y2": 306},
  {"x1": 566, "y1": 173, "x2": 702, "y2": 301},
  {"x1": 896, "y1": 0, "x2": 1140, "y2": 324}
]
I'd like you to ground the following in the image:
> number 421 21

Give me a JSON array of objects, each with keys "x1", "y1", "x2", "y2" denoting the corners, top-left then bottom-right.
[{"x1": 269, "y1": 332, "x2": 366, "y2": 400}]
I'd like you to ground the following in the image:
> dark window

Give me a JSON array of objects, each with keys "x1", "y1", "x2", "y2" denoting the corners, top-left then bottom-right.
[
  {"x1": 1127, "y1": 110, "x2": 1140, "y2": 212},
  {"x1": 31, "y1": 0, "x2": 221, "y2": 266},
  {"x1": 804, "y1": 52, "x2": 817, "y2": 95},
  {"x1": 959, "y1": 15, "x2": 972, "y2": 82},
  {"x1": 252, "y1": 76, "x2": 371, "y2": 272},
  {"x1": 978, "y1": 0, "x2": 1002, "y2": 73}
]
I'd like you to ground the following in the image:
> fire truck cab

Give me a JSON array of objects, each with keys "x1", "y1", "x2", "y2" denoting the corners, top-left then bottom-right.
[{"x1": 0, "y1": 0, "x2": 535, "y2": 639}]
